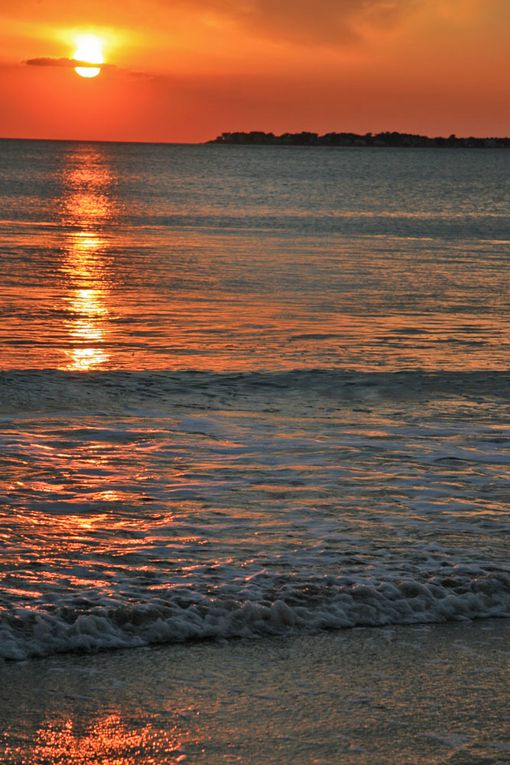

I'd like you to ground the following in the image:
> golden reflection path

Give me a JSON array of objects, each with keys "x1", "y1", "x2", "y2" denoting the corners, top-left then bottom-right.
[
  {"x1": 2, "y1": 712, "x2": 188, "y2": 765},
  {"x1": 59, "y1": 148, "x2": 114, "y2": 371}
]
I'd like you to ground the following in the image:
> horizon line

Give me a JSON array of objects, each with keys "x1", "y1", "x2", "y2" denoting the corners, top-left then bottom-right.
[{"x1": 2, "y1": 130, "x2": 510, "y2": 147}]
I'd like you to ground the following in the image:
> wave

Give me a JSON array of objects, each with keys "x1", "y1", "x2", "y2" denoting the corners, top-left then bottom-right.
[
  {"x1": 2, "y1": 369, "x2": 510, "y2": 416},
  {"x1": 2, "y1": 566, "x2": 509, "y2": 660}
]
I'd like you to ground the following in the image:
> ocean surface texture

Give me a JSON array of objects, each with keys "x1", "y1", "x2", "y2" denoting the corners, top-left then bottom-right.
[{"x1": 1, "y1": 140, "x2": 509, "y2": 660}]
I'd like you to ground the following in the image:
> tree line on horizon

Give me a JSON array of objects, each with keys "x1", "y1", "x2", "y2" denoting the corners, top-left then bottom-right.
[{"x1": 209, "y1": 131, "x2": 510, "y2": 148}]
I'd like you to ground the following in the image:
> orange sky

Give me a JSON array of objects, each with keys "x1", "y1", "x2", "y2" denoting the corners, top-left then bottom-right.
[{"x1": 1, "y1": 0, "x2": 509, "y2": 142}]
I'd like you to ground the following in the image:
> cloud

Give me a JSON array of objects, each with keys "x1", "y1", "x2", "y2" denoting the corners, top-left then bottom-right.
[
  {"x1": 25, "y1": 57, "x2": 113, "y2": 69},
  {"x1": 26, "y1": 57, "x2": 77, "y2": 67},
  {"x1": 243, "y1": 0, "x2": 416, "y2": 42},
  {"x1": 174, "y1": 0, "x2": 422, "y2": 45}
]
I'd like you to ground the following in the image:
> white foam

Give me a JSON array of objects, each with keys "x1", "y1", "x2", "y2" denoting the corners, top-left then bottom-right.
[{"x1": 1, "y1": 568, "x2": 509, "y2": 660}]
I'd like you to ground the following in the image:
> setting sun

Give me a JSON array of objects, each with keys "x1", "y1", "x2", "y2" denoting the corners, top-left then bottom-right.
[{"x1": 73, "y1": 34, "x2": 104, "y2": 78}]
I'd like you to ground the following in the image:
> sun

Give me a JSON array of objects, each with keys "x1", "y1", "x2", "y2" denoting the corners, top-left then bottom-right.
[{"x1": 73, "y1": 35, "x2": 104, "y2": 78}]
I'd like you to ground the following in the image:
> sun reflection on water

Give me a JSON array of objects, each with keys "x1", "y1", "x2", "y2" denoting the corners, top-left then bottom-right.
[
  {"x1": 66, "y1": 283, "x2": 110, "y2": 371},
  {"x1": 60, "y1": 150, "x2": 115, "y2": 371},
  {"x1": 2, "y1": 713, "x2": 187, "y2": 765}
]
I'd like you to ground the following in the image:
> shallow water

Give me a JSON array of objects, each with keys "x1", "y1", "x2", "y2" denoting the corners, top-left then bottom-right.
[
  {"x1": 2, "y1": 622, "x2": 510, "y2": 764},
  {"x1": 0, "y1": 140, "x2": 509, "y2": 659}
]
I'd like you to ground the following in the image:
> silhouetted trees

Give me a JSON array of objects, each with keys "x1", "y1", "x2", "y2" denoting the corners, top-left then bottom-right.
[{"x1": 209, "y1": 131, "x2": 510, "y2": 148}]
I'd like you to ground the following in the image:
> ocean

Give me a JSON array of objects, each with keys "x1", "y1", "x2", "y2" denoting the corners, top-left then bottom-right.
[{"x1": 1, "y1": 139, "x2": 510, "y2": 665}]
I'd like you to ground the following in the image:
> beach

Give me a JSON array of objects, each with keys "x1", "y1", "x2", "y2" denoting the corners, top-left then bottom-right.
[{"x1": 2, "y1": 619, "x2": 509, "y2": 764}]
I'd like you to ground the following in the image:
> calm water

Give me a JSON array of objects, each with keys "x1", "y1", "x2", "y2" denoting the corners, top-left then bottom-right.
[{"x1": 1, "y1": 139, "x2": 510, "y2": 662}]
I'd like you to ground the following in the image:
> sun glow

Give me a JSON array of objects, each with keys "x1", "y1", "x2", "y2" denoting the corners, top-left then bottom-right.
[{"x1": 73, "y1": 34, "x2": 104, "y2": 78}]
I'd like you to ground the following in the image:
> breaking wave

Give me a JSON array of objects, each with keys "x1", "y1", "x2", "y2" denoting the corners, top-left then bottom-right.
[{"x1": 2, "y1": 566, "x2": 509, "y2": 660}]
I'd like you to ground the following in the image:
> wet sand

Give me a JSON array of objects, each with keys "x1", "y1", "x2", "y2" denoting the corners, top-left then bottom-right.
[{"x1": 1, "y1": 619, "x2": 509, "y2": 764}]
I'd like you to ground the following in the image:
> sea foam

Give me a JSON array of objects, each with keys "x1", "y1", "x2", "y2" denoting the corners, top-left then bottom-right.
[{"x1": 2, "y1": 567, "x2": 509, "y2": 660}]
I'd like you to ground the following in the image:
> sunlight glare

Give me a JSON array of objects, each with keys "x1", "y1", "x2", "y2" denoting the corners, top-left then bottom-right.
[{"x1": 74, "y1": 34, "x2": 104, "y2": 78}]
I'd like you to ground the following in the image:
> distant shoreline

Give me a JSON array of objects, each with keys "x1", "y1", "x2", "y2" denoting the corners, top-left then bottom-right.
[
  {"x1": 1, "y1": 133, "x2": 509, "y2": 148},
  {"x1": 210, "y1": 131, "x2": 510, "y2": 148}
]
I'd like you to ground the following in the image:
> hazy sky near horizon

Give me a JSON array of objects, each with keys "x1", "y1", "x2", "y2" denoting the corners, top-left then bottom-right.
[{"x1": 1, "y1": 0, "x2": 509, "y2": 141}]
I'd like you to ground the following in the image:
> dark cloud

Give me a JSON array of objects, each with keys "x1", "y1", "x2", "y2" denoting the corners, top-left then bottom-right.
[
  {"x1": 25, "y1": 57, "x2": 113, "y2": 69},
  {"x1": 26, "y1": 57, "x2": 78, "y2": 67}
]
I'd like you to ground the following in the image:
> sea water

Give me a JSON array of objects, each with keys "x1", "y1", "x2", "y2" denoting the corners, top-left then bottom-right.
[{"x1": 1, "y1": 139, "x2": 509, "y2": 660}]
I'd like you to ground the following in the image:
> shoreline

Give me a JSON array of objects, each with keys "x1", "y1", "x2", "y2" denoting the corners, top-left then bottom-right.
[
  {"x1": 2, "y1": 618, "x2": 509, "y2": 764},
  {"x1": 2, "y1": 135, "x2": 510, "y2": 148},
  {"x1": 210, "y1": 130, "x2": 510, "y2": 149}
]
